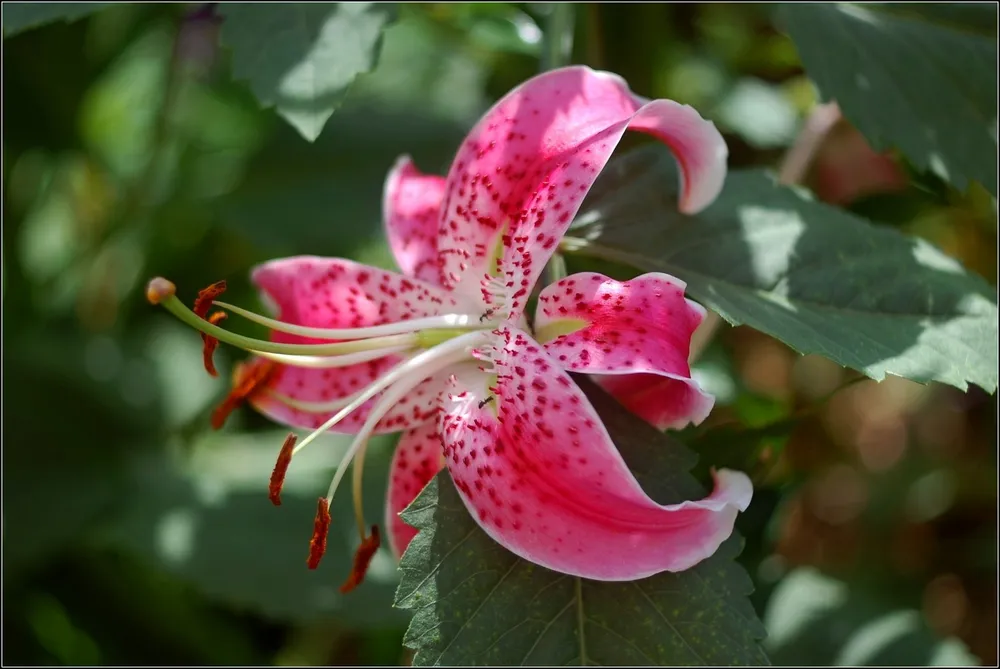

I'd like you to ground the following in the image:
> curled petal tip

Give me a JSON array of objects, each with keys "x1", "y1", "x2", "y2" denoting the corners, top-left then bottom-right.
[
  {"x1": 340, "y1": 525, "x2": 381, "y2": 594},
  {"x1": 145, "y1": 277, "x2": 176, "y2": 305},
  {"x1": 307, "y1": 497, "x2": 332, "y2": 570},
  {"x1": 713, "y1": 468, "x2": 754, "y2": 513}
]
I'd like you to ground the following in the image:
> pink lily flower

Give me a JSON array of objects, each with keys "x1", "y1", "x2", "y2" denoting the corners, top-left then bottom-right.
[{"x1": 147, "y1": 66, "x2": 752, "y2": 586}]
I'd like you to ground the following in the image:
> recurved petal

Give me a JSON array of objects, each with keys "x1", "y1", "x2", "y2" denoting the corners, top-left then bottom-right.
[
  {"x1": 438, "y1": 326, "x2": 751, "y2": 581},
  {"x1": 383, "y1": 156, "x2": 447, "y2": 285},
  {"x1": 385, "y1": 422, "x2": 446, "y2": 558},
  {"x1": 535, "y1": 272, "x2": 714, "y2": 430},
  {"x1": 436, "y1": 65, "x2": 727, "y2": 317},
  {"x1": 246, "y1": 256, "x2": 459, "y2": 433}
]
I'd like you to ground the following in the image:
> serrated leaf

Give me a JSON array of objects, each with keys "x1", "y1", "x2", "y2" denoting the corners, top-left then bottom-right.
[
  {"x1": 394, "y1": 381, "x2": 768, "y2": 666},
  {"x1": 1, "y1": 2, "x2": 112, "y2": 37},
  {"x1": 218, "y1": 2, "x2": 395, "y2": 142},
  {"x1": 765, "y1": 568, "x2": 980, "y2": 665},
  {"x1": 776, "y1": 3, "x2": 998, "y2": 195},
  {"x1": 564, "y1": 146, "x2": 998, "y2": 394}
]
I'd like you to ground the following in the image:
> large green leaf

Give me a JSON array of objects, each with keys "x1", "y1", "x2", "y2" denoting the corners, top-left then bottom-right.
[
  {"x1": 776, "y1": 4, "x2": 998, "y2": 195},
  {"x1": 1, "y1": 2, "x2": 112, "y2": 37},
  {"x1": 2, "y1": 331, "x2": 162, "y2": 577},
  {"x1": 218, "y1": 2, "x2": 395, "y2": 142},
  {"x1": 394, "y1": 381, "x2": 768, "y2": 666},
  {"x1": 764, "y1": 568, "x2": 980, "y2": 665},
  {"x1": 563, "y1": 147, "x2": 998, "y2": 394},
  {"x1": 216, "y1": 17, "x2": 485, "y2": 256},
  {"x1": 872, "y1": 3, "x2": 999, "y2": 36},
  {"x1": 101, "y1": 430, "x2": 409, "y2": 628}
]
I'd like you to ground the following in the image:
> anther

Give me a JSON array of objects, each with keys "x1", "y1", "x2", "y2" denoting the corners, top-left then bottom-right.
[
  {"x1": 269, "y1": 433, "x2": 297, "y2": 506},
  {"x1": 193, "y1": 280, "x2": 227, "y2": 319},
  {"x1": 194, "y1": 281, "x2": 228, "y2": 378},
  {"x1": 339, "y1": 525, "x2": 381, "y2": 593},
  {"x1": 307, "y1": 497, "x2": 332, "y2": 569},
  {"x1": 145, "y1": 277, "x2": 176, "y2": 305},
  {"x1": 211, "y1": 359, "x2": 276, "y2": 429},
  {"x1": 202, "y1": 311, "x2": 227, "y2": 377}
]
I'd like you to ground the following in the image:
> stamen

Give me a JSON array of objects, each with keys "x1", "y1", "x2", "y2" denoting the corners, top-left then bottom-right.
[
  {"x1": 194, "y1": 281, "x2": 229, "y2": 377},
  {"x1": 289, "y1": 331, "x2": 487, "y2": 458},
  {"x1": 339, "y1": 526, "x2": 380, "y2": 594},
  {"x1": 306, "y1": 497, "x2": 332, "y2": 569},
  {"x1": 194, "y1": 280, "x2": 227, "y2": 319},
  {"x1": 202, "y1": 311, "x2": 228, "y2": 377},
  {"x1": 319, "y1": 339, "x2": 474, "y2": 527},
  {"x1": 211, "y1": 359, "x2": 276, "y2": 429},
  {"x1": 250, "y1": 345, "x2": 411, "y2": 369},
  {"x1": 214, "y1": 300, "x2": 482, "y2": 341},
  {"x1": 269, "y1": 433, "x2": 297, "y2": 506},
  {"x1": 291, "y1": 332, "x2": 485, "y2": 578},
  {"x1": 259, "y1": 387, "x2": 360, "y2": 414}
]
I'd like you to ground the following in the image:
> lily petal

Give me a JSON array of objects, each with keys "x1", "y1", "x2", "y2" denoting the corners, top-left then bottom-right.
[
  {"x1": 535, "y1": 272, "x2": 714, "y2": 430},
  {"x1": 436, "y1": 65, "x2": 726, "y2": 316},
  {"x1": 383, "y1": 155, "x2": 447, "y2": 285},
  {"x1": 247, "y1": 256, "x2": 459, "y2": 433},
  {"x1": 439, "y1": 326, "x2": 751, "y2": 581},
  {"x1": 385, "y1": 421, "x2": 445, "y2": 558}
]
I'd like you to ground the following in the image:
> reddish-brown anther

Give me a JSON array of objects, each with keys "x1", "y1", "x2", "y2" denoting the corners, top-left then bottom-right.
[
  {"x1": 193, "y1": 280, "x2": 227, "y2": 377},
  {"x1": 269, "y1": 433, "x2": 297, "y2": 506},
  {"x1": 339, "y1": 525, "x2": 381, "y2": 593},
  {"x1": 202, "y1": 311, "x2": 227, "y2": 377},
  {"x1": 307, "y1": 498, "x2": 332, "y2": 569},
  {"x1": 194, "y1": 280, "x2": 227, "y2": 318},
  {"x1": 211, "y1": 359, "x2": 276, "y2": 429}
]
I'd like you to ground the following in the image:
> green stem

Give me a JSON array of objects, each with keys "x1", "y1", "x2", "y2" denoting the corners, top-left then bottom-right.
[
  {"x1": 545, "y1": 251, "x2": 568, "y2": 286},
  {"x1": 541, "y1": 3, "x2": 576, "y2": 71},
  {"x1": 540, "y1": 4, "x2": 575, "y2": 287},
  {"x1": 43, "y1": 8, "x2": 187, "y2": 295}
]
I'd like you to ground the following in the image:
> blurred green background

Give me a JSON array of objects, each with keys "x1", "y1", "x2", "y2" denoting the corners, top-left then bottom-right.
[{"x1": 2, "y1": 3, "x2": 996, "y2": 666}]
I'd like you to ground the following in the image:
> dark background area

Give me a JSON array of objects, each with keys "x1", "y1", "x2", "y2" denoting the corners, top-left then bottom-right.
[{"x1": 3, "y1": 3, "x2": 996, "y2": 665}]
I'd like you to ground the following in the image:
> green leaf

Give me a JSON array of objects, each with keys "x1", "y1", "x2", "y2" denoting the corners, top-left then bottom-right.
[
  {"x1": 686, "y1": 418, "x2": 797, "y2": 485},
  {"x1": 564, "y1": 146, "x2": 999, "y2": 394},
  {"x1": 764, "y1": 568, "x2": 980, "y2": 665},
  {"x1": 1, "y1": 2, "x2": 112, "y2": 37},
  {"x1": 216, "y1": 16, "x2": 484, "y2": 255},
  {"x1": 101, "y1": 430, "x2": 409, "y2": 628},
  {"x1": 219, "y1": 105, "x2": 467, "y2": 256},
  {"x1": 2, "y1": 331, "x2": 162, "y2": 576},
  {"x1": 394, "y1": 381, "x2": 768, "y2": 666},
  {"x1": 218, "y1": 2, "x2": 396, "y2": 142},
  {"x1": 775, "y1": 4, "x2": 998, "y2": 195},
  {"x1": 872, "y1": 3, "x2": 998, "y2": 37}
]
